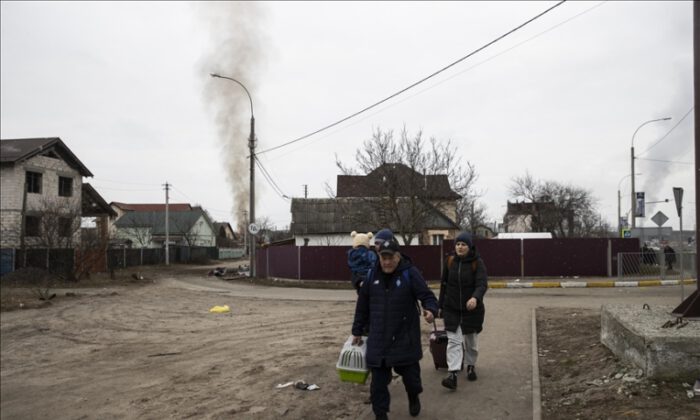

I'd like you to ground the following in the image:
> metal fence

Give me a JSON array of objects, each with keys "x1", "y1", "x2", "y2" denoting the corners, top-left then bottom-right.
[
  {"x1": 256, "y1": 238, "x2": 645, "y2": 282},
  {"x1": 617, "y1": 251, "x2": 697, "y2": 281},
  {"x1": 0, "y1": 246, "x2": 246, "y2": 277},
  {"x1": 106, "y1": 246, "x2": 221, "y2": 269}
]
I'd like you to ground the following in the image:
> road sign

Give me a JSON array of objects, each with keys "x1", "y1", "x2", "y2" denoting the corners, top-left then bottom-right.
[
  {"x1": 673, "y1": 187, "x2": 683, "y2": 217},
  {"x1": 635, "y1": 192, "x2": 645, "y2": 217},
  {"x1": 621, "y1": 229, "x2": 631, "y2": 238},
  {"x1": 651, "y1": 211, "x2": 668, "y2": 227},
  {"x1": 248, "y1": 223, "x2": 260, "y2": 235},
  {"x1": 619, "y1": 217, "x2": 629, "y2": 229}
]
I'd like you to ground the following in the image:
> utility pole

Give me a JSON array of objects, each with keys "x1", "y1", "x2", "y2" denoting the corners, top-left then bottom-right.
[
  {"x1": 164, "y1": 181, "x2": 170, "y2": 265},
  {"x1": 210, "y1": 73, "x2": 257, "y2": 278},
  {"x1": 303, "y1": 184, "x2": 308, "y2": 198},
  {"x1": 631, "y1": 118, "x2": 671, "y2": 229},
  {"x1": 249, "y1": 113, "x2": 256, "y2": 278}
]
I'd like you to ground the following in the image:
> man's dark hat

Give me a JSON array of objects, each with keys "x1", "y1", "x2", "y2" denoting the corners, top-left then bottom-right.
[{"x1": 378, "y1": 239, "x2": 400, "y2": 255}]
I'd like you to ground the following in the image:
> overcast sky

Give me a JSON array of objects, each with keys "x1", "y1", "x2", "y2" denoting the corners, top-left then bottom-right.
[{"x1": 1, "y1": 1, "x2": 694, "y2": 233}]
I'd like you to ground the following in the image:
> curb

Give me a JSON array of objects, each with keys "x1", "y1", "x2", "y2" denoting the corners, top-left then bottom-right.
[
  {"x1": 486, "y1": 279, "x2": 695, "y2": 289},
  {"x1": 532, "y1": 308, "x2": 542, "y2": 420}
]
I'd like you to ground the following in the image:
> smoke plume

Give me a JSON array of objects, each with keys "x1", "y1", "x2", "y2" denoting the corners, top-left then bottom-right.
[{"x1": 196, "y1": 2, "x2": 266, "y2": 225}]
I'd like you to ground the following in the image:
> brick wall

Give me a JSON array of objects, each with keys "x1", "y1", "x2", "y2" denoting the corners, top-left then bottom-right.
[{"x1": 0, "y1": 155, "x2": 83, "y2": 248}]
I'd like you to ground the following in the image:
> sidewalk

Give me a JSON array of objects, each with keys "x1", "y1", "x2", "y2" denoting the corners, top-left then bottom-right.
[
  {"x1": 352, "y1": 286, "x2": 688, "y2": 419},
  {"x1": 228, "y1": 275, "x2": 697, "y2": 290},
  {"x1": 482, "y1": 278, "x2": 695, "y2": 289}
]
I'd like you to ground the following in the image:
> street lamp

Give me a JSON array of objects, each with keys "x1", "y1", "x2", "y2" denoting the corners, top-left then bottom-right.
[
  {"x1": 617, "y1": 173, "x2": 641, "y2": 237},
  {"x1": 630, "y1": 117, "x2": 671, "y2": 229},
  {"x1": 211, "y1": 73, "x2": 256, "y2": 278}
]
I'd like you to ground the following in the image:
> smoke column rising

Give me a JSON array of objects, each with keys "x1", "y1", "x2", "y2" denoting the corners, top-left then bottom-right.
[{"x1": 196, "y1": 2, "x2": 266, "y2": 226}]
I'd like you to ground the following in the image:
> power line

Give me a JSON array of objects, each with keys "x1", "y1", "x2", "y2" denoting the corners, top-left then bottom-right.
[
  {"x1": 637, "y1": 106, "x2": 695, "y2": 156},
  {"x1": 91, "y1": 177, "x2": 160, "y2": 187},
  {"x1": 256, "y1": 0, "x2": 568, "y2": 156},
  {"x1": 264, "y1": 1, "x2": 604, "y2": 163},
  {"x1": 90, "y1": 184, "x2": 161, "y2": 192},
  {"x1": 635, "y1": 157, "x2": 693, "y2": 165},
  {"x1": 168, "y1": 185, "x2": 238, "y2": 218},
  {"x1": 254, "y1": 156, "x2": 290, "y2": 200}
]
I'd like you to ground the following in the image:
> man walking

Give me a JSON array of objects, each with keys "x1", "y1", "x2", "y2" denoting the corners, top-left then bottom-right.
[{"x1": 352, "y1": 239, "x2": 439, "y2": 420}]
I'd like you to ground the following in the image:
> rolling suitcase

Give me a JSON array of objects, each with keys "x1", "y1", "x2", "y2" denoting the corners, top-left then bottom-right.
[
  {"x1": 429, "y1": 321, "x2": 464, "y2": 370},
  {"x1": 429, "y1": 321, "x2": 448, "y2": 370}
]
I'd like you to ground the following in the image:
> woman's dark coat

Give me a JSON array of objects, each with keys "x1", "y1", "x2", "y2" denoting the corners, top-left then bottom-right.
[
  {"x1": 438, "y1": 247, "x2": 488, "y2": 334},
  {"x1": 352, "y1": 258, "x2": 438, "y2": 368}
]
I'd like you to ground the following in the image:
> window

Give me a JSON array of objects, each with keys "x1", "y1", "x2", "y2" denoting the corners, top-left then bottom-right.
[
  {"x1": 431, "y1": 234, "x2": 445, "y2": 245},
  {"x1": 59, "y1": 217, "x2": 73, "y2": 237},
  {"x1": 59, "y1": 177, "x2": 73, "y2": 197},
  {"x1": 26, "y1": 171, "x2": 42, "y2": 194},
  {"x1": 25, "y1": 215, "x2": 40, "y2": 237}
]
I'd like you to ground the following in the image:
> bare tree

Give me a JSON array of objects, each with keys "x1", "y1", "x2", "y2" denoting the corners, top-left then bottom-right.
[
  {"x1": 12, "y1": 196, "x2": 112, "y2": 288},
  {"x1": 24, "y1": 196, "x2": 82, "y2": 250},
  {"x1": 254, "y1": 216, "x2": 275, "y2": 246},
  {"x1": 113, "y1": 212, "x2": 155, "y2": 248},
  {"x1": 74, "y1": 217, "x2": 112, "y2": 280},
  {"x1": 171, "y1": 217, "x2": 197, "y2": 247},
  {"x1": 508, "y1": 172, "x2": 609, "y2": 238},
  {"x1": 336, "y1": 127, "x2": 482, "y2": 244},
  {"x1": 321, "y1": 235, "x2": 343, "y2": 246}
]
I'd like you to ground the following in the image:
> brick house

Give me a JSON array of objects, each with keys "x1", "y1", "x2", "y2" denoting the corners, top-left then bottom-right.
[
  {"x1": 0, "y1": 137, "x2": 93, "y2": 249},
  {"x1": 502, "y1": 200, "x2": 557, "y2": 234},
  {"x1": 290, "y1": 163, "x2": 462, "y2": 246}
]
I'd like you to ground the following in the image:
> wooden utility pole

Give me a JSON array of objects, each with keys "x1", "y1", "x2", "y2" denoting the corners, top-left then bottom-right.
[{"x1": 164, "y1": 181, "x2": 170, "y2": 265}]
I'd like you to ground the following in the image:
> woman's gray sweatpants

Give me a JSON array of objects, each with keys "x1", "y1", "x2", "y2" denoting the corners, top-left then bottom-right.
[{"x1": 446, "y1": 325, "x2": 478, "y2": 372}]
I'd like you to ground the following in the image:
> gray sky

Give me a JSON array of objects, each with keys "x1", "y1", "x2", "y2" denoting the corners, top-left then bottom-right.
[{"x1": 1, "y1": 1, "x2": 694, "y2": 232}]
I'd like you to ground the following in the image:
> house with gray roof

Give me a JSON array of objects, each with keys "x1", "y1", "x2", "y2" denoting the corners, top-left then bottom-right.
[
  {"x1": 0, "y1": 137, "x2": 112, "y2": 249},
  {"x1": 113, "y1": 207, "x2": 216, "y2": 248},
  {"x1": 290, "y1": 163, "x2": 462, "y2": 246}
]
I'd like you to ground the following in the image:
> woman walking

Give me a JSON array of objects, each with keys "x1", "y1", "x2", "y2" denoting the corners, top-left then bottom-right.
[{"x1": 438, "y1": 232, "x2": 488, "y2": 390}]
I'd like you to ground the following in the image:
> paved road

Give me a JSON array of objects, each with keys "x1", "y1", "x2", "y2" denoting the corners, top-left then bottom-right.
[{"x1": 165, "y1": 276, "x2": 691, "y2": 420}]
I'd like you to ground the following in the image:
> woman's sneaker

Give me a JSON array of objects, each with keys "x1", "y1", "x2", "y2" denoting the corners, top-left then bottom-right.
[
  {"x1": 441, "y1": 372, "x2": 457, "y2": 390},
  {"x1": 467, "y1": 365, "x2": 477, "y2": 381}
]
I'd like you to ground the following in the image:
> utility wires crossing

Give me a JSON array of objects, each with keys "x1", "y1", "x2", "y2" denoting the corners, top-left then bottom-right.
[{"x1": 256, "y1": 0, "x2": 568, "y2": 156}]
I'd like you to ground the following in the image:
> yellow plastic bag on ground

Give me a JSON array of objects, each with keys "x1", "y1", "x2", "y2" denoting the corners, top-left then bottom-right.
[{"x1": 209, "y1": 305, "x2": 230, "y2": 313}]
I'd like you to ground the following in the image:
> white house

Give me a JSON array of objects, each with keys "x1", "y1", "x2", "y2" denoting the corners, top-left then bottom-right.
[{"x1": 113, "y1": 206, "x2": 216, "y2": 248}]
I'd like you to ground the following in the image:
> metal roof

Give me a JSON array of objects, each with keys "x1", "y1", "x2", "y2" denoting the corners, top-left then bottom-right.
[{"x1": 0, "y1": 137, "x2": 93, "y2": 177}]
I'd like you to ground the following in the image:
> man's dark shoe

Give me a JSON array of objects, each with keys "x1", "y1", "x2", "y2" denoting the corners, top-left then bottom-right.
[
  {"x1": 408, "y1": 394, "x2": 420, "y2": 417},
  {"x1": 375, "y1": 414, "x2": 388, "y2": 420},
  {"x1": 467, "y1": 365, "x2": 477, "y2": 381},
  {"x1": 441, "y1": 372, "x2": 457, "y2": 390}
]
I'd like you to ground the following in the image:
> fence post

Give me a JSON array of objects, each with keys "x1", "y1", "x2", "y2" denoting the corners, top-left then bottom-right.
[
  {"x1": 266, "y1": 248, "x2": 269, "y2": 279},
  {"x1": 617, "y1": 253, "x2": 622, "y2": 281},
  {"x1": 297, "y1": 246, "x2": 301, "y2": 280},
  {"x1": 520, "y1": 239, "x2": 525, "y2": 279},
  {"x1": 660, "y1": 251, "x2": 666, "y2": 280},
  {"x1": 680, "y1": 252, "x2": 685, "y2": 301},
  {"x1": 607, "y1": 240, "x2": 612, "y2": 277}
]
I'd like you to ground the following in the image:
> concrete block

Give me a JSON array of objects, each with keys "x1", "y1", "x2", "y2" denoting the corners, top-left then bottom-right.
[{"x1": 601, "y1": 303, "x2": 700, "y2": 381}]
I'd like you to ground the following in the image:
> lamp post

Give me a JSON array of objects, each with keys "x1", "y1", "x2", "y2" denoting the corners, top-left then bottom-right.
[
  {"x1": 211, "y1": 73, "x2": 256, "y2": 278},
  {"x1": 631, "y1": 117, "x2": 671, "y2": 229},
  {"x1": 617, "y1": 173, "x2": 641, "y2": 237}
]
